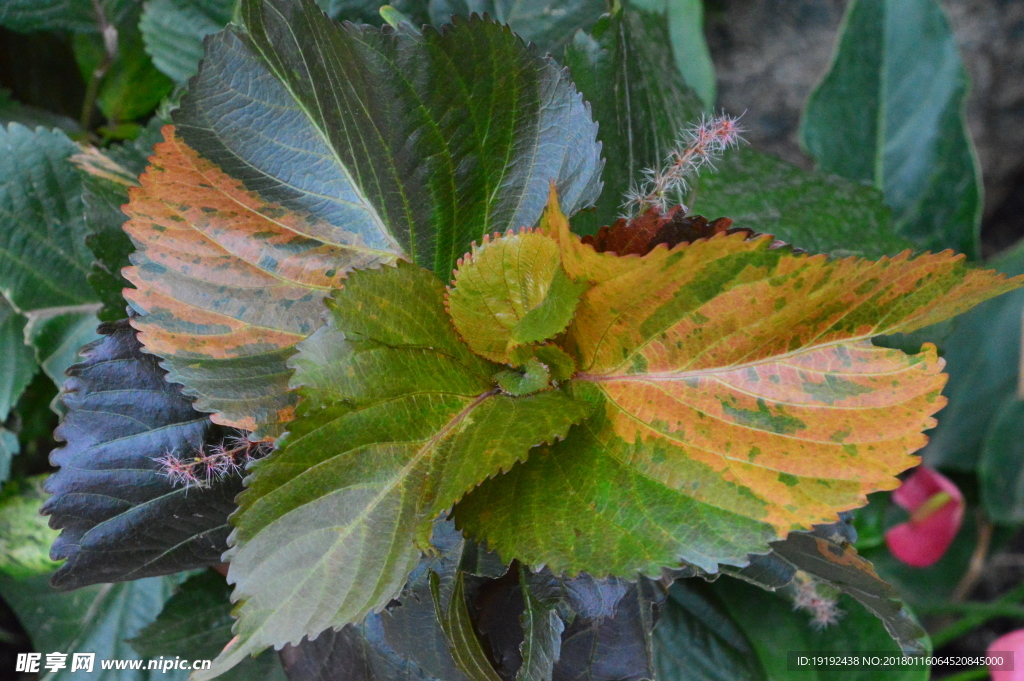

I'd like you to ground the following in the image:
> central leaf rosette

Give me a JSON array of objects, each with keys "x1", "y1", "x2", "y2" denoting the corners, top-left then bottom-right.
[{"x1": 207, "y1": 186, "x2": 1022, "y2": 678}]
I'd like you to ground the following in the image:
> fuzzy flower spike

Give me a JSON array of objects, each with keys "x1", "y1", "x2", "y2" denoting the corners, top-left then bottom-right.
[
  {"x1": 155, "y1": 431, "x2": 271, "y2": 491},
  {"x1": 624, "y1": 113, "x2": 745, "y2": 217}
]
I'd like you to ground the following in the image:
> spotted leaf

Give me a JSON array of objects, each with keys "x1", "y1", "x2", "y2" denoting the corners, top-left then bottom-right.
[
  {"x1": 453, "y1": 192, "x2": 1024, "y2": 575},
  {"x1": 124, "y1": 0, "x2": 603, "y2": 437},
  {"x1": 123, "y1": 128, "x2": 395, "y2": 438},
  {"x1": 198, "y1": 262, "x2": 591, "y2": 679}
]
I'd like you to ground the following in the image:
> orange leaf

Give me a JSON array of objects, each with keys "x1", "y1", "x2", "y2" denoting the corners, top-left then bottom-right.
[
  {"x1": 123, "y1": 126, "x2": 401, "y2": 436},
  {"x1": 454, "y1": 192, "x2": 1024, "y2": 575}
]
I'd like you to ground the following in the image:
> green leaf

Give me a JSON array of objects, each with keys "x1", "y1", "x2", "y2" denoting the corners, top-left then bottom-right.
[
  {"x1": 920, "y1": 239, "x2": 1024, "y2": 470},
  {"x1": 495, "y1": 358, "x2": 552, "y2": 397},
  {"x1": 800, "y1": 0, "x2": 981, "y2": 258},
  {"x1": 0, "y1": 0, "x2": 133, "y2": 33},
  {"x1": 626, "y1": 0, "x2": 716, "y2": 110},
  {"x1": 177, "y1": 0, "x2": 603, "y2": 273},
  {"x1": 72, "y1": 117, "x2": 166, "y2": 322},
  {"x1": 690, "y1": 147, "x2": 916, "y2": 259},
  {"x1": 24, "y1": 307, "x2": 103, "y2": 407},
  {"x1": 516, "y1": 570, "x2": 564, "y2": 681},
  {"x1": 653, "y1": 580, "x2": 764, "y2": 681},
  {"x1": 0, "y1": 297, "x2": 37, "y2": 424},
  {"x1": 0, "y1": 477, "x2": 63, "y2": 579},
  {"x1": 127, "y1": 0, "x2": 602, "y2": 436},
  {"x1": 980, "y1": 396, "x2": 1024, "y2": 524},
  {"x1": 565, "y1": 1, "x2": 704, "y2": 235},
  {"x1": 447, "y1": 230, "x2": 587, "y2": 363},
  {"x1": 316, "y1": 0, "x2": 431, "y2": 24},
  {"x1": 0, "y1": 124, "x2": 97, "y2": 312},
  {"x1": 0, "y1": 572, "x2": 188, "y2": 681},
  {"x1": 428, "y1": 0, "x2": 606, "y2": 57},
  {"x1": 724, "y1": 521, "x2": 928, "y2": 655},
  {"x1": 280, "y1": 528, "x2": 472, "y2": 681},
  {"x1": 456, "y1": 196, "x2": 1021, "y2": 577},
  {"x1": 72, "y1": 11, "x2": 175, "y2": 123},
  {"x1": 42, "y1": 320, "x2": 242, "y2": 590},
  {"x1": 140, "y1": 0, "x2": 237, "y2": 83},
  {"x1": 131, "y1": 572, "x2": 287, "y2": 681},
  {"x1": 0, "y1": 430, "x2": 18, "y2": 483},
  {"x1": 710, "y1": 578, "x2": 929, "y2": 681},
  {"x1": 432, "y1": 571, "x2": 504, "y2": 681},
  {"x1": 210, "y1": 262, "x2": 590, "y2": 677},
  {"x1": 0, "y1": 88, "x2": 82, "y2": 136},
  {"x1": 666, "y1": 0, "x2": 715, "y2": 110}
]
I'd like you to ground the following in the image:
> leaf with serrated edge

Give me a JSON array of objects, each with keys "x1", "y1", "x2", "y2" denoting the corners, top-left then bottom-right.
[
  {"x1": 724, "y1": 522, "x2": 929, "y2": 655},
  {"x1": 0, "y1": 124, "x2": 97, "y2": 313},
  {"x1": 203, "y1": 262, "x2": 591, "y2": 679},
  {"x1": 42, "y1": 320, "x2": 241, "y2": 589},
  {"x1": 130, "y1": 0, "x2": 603, "y2": 437},
  {"x1": 124, "y1": 128, "x2": 397, "y2": 437},
  {"x1": 453, "y1": 190, "x2": 1024, "y2": 576},
  {"x1": 447, "y1": 230, "x2": 588, "y2": 364}
]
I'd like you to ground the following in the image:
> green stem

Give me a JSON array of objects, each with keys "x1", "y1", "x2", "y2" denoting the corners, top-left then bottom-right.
[
  {"x1": 930, "y1": 581, "x2": 1024, "y2": 648},
  {"x1": 937, "y1": 668, "x2": 989, "y2": 681}
]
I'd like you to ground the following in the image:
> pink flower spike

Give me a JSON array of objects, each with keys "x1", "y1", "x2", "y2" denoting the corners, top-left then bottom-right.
[
  {"x1": 988, "y1": 629, "x2": 1024, "y2": 681},
  {"x1": 884, "y1": 466, "x2": 964, "y2": 567}
]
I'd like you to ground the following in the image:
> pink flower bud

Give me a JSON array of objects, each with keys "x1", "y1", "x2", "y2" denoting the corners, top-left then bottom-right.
[
  {"x1": 988, "y1": 629, "x2": 1024, "y2": 681},
  {"x1": 884, "y1": 466, "x2": 964, "y2": 567}
]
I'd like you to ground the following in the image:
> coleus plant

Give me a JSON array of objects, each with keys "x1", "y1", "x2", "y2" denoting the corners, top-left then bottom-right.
[{"x1": 33, "y1": 0, "x2": 1024, "y2": 678}]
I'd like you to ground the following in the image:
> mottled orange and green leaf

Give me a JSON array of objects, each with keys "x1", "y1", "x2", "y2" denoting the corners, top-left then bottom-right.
[
  {"x1": 123, "y1": 126, "x2": 400, "y2": 436},
  {"x1": 454, "y1": 193, "x2": 1024, "y2": 575}
]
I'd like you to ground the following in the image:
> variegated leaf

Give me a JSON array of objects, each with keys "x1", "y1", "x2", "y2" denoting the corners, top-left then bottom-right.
[
  {"x1": 453, "y1": 192, "x2": 1024, "y2": 575},
  {"x1": 123, "y1": 0, "x2": 603, "y2": 437}
]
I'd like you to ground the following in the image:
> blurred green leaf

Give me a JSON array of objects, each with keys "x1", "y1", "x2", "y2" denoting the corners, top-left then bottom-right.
[
  {"x1": 140, "y1": 0, "x2": 237, "y2": 83},
  {"x1": 0, "y1": 430, "x2": 18, "y2": 482},
  {"x1": 691, "y1": 147, "x2": 915, "y2": 258},
  {"x1": 800, "y1": 0, "x2": 981, "y2": 258},
  {"x1": 72, "y1": 118, "x2": 165, "y2": 322},
  {"x1": 0, "y1": 297, "x2": 37, "y2": 425},
  {"x1": 708, "y1": 579, "x2": 929, "y2": 681},
  {"x1": 0, "y1": 572, "x2": 188, "y2": 681},
  {"x1": 653, "y1": 580, "x2": 765, "y2": 681},
  {"x1": 0, "y1": 0, "x2": 133, "y2": 33},
  {"x1": 429, "y1": 0, "x2": 605, "y2": 57},
  {"x1": 316, "y1": 0, "x2": 430, "y2": 24},
  {"x1": 73, "y1": 12, "x2": 175, "y2": 123},
  {"x1": 0, "y1": 124, "x2": 97, "y2": 313},
  {"x1": 921, "y1": 238, "x2": 1024, "y2": 470},
  {"x1": 131, "y1": 572, "x2": 287, "y2": 681},
  {"x1": 0, "y1": 89, "x2": 82, "y2": 136},
  {"x1": 859, "y1": 517, "x2": 1009, "y2": 610},
  {"x1": 980, "y1": 396, "x2": 1024, "y2": 524},
  {"x1": 565, "y1": 1, "x2": 704, "y2": 235},
  {"x1": 723, "y1": 521, "x2": 928, "y2": 655},
  {"x1": 629, "y1": 0, "x2": 715, "y2": 110},
  {"x1": 24, "y1": 307, "x2": 102, "y2": 413},
  {"x1": 0, "y1": 477, "x2": 62, "y2": 579}
]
